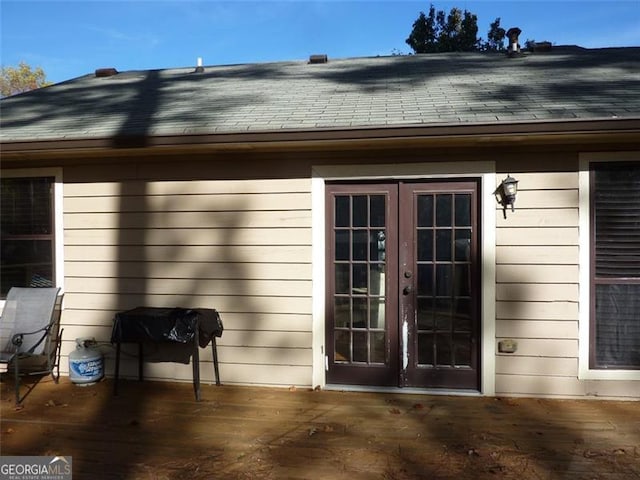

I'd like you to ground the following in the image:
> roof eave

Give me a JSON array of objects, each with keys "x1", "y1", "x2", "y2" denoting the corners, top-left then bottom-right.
[{"x1": 1, "y1": 118, "x2": 639, "y2": 162}]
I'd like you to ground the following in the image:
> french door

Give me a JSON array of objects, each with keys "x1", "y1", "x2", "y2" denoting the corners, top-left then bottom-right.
[{"x1": 325, "y1": 180, "x2": 480, "y2": 390}]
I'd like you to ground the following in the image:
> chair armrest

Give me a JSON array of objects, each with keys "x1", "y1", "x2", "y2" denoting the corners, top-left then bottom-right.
[{"x1": 11, "y1": 324, "x2": 51, "y2": 347}]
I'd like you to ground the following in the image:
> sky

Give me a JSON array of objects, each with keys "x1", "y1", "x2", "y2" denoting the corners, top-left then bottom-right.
[{"x1": 1, "y1": 0, "x2": 639, "y2": 84}]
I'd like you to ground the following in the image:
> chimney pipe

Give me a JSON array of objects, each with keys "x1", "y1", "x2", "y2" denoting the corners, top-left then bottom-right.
[{"x1": 506, "y1": 27, "x2": 522, "y2": 56}]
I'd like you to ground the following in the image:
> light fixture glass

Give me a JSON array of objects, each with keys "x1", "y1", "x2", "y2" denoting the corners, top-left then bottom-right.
[{"x1": 494, "y1": 174, "x2": 519, "y2": 218}]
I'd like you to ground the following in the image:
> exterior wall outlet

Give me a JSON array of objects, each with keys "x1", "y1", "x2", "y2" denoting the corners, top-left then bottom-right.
[{"x1": 498, "y1": 339, "x2": 518, "y2": 354}]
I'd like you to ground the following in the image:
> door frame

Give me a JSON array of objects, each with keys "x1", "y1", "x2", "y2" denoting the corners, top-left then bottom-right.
[{"x1": 311, "y1": 161, "x2": 497, "y2": 395}]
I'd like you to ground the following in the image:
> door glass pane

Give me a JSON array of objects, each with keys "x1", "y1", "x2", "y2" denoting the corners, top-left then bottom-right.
[
  {"x1": 453, "y1": 298, "x2": 471, "y2": 331},
  {"x1": 335, "y1": 230, "x2": 349, "y2": 261},
  {"x1": 417, "y1": 195, "x2": 433, "y2": 227},
  {"x1": 417, "y1": 297, "x2": 434, "y2": 330},
  {"x1": 370, "y1": 265, "x2": 385, "y2": 297},
  {"x1": 370, "y1": 298, "x2": 386, "y2": 329},
  {"x1": 334, "y1": 297, "x2": 350, "y2": 328},
  {"x1": 370, "y1": 230, "x2": 386, "y2": 263},
  {"x1": 370, "y1": 196, "x2": 385, "y2": 227},
  {"x1": 335, "y1": 264, "x2": 349, "y2": 294},
  {"x1": 454, "y1": 229, "x2": 471, "y2": 261},
  {"x1": 417, "y1": 264, "x2": 433, "y2": 296},
  {"x1": 353, "y1": 297, "x2": 368, "y2": 328},
  {"x1": 454, "y1": 264, "x2": 471, "y2": 297},
  {"x1": 370, "y1": 332, "x2": 386, "y2": 363},
  {"x1": 417, "y1": 230, "x2": 433, "y2": 261},
  {"x1": 335, "y1": 196, "x2": 350, "y2": 227},
  {"x1": 454, "y1": 334, "x2": 472, "y2": 366},
  {"x1": 436, "y1": 265, "x2": 453, "y2": 296},
  {"x1": 418, "y1": 333, "x2": 434, "y2": 365},
  {"x1": 353, "y1": 331, "x2": 368, "y2": 362},
  {"x1": 335, "y1": 330, "x2": 350, "y2": 362},
  {"x1": 436, "y1": 229, "x2": 452, "y2": 261},
  {"x1": 352, "y1": 264, "x2": 368, "y2": 294},
  {"x1": 455, "y1": 194, "x2": 471, "y2": 226},
  {"x1": 436, "y1": 334, "x2": 452, "y2": 366},
  {"x1": 353, "y1": 230, "x2": 368, "y2": 261},
  {"x1": 435, "y1": 298, "x2": 452, "y2": 329},
  {"x1": 352, "y1": 196, "x2": 368, "y2": 227},
  {"x1": 436, "y1": 195, "x2": 452, "y2": 227}
]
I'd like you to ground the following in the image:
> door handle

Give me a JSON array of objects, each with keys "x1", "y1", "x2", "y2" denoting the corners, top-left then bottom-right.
[{"x1": 403, "y1": 285, "x2": 413, "y2": 295}]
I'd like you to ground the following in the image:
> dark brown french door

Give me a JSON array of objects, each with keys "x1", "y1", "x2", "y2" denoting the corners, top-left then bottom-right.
[{"x1": 325, "y1": 180, "x2": 480, "y2": 390}]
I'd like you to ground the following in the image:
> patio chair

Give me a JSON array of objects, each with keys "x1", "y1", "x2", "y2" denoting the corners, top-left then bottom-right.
[{"x1": 0, "y1": 287, "x2": 63, "y2": 404}]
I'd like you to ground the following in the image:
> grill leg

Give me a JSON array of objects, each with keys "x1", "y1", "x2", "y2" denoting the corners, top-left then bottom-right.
[{"x1": 212, "y1": 338, "x2": 221, "y2": 386}]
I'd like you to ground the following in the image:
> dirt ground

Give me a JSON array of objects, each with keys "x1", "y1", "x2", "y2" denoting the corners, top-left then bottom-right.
[{"x1": 1, "y1": 377, "x2": 639, "y2": 479}]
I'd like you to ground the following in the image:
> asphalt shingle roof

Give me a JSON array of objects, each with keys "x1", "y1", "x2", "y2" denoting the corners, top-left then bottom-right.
[{"x1": 1, "y1": 47, "x2": 639, "y2": 143}]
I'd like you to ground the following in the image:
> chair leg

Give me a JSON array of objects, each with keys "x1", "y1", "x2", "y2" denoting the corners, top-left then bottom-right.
[
  {"x1": 51, "y1": 328, "x2": 63, "y2": 384},
  {"x1": 14, "y1": 355, "x2": 20, "y2": 405}
]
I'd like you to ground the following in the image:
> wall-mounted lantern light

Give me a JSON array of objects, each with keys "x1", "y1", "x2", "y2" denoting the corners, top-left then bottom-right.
[{"x1": 494, "y1": 174, "x2": 519, "y2": 218}]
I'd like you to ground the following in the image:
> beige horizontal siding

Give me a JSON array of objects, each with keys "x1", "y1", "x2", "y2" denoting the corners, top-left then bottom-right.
[
  {"x1": 214, "y1": 346, "x2": 311, "y2": 366},
  {"x1": 497, "y1": 301, "x2": 578, "y2": 320},
  {"x1": 496, "y1": 338, "x2": 578, "y2": 358},
  {"x1": 495, "y1": 171, "x2": 579, "y2": 397},
  {"x1": 65, "y1": 245, "x2": 311, "y2": 263},
  {"x1": 496, "y1": 283, "x2": 578, "y2": 302},
  {"x1": 496, "y1": 246, "x2": 578, "y2": 264},
  {"x1": 510, "y1": 189, "x2": 578, "y2": 209},
  {"x1": 496, "y1": 374, "x2": 588, "y2": 397},
  {"x1": 64, "y1": 193, "x2": 310, "y2": 213},
  {"x1": 496, "y1": 320, "x2": 578, "y2": 339},
  {"x1": 61, "y1": 310, "x2": 311, "y2": 332},
  {"x1": 102, "y1": 359, "x2": 312, "y2": 387},
  {"x1": 60, "y1": 327, "x2": 311, "y2": 350},
  {"x1": 502, "y1": 172, "x2": 578, "y2": 190},
  {"x1": 496, "y1": 375, "x2": 640, "y2": 399},
  {"x1": 497, "y1": 265, "x2": 578, "y2": 283},
  {"x1": 65, "y1": 228, "x2": 311, "y2": 246},
  {"x1": 495, "y1": 356, "x2": 578, "y2": 377},
  {"x1": 496, "y1": 227, "x2": 578, "y2": 246},
  {"x1": 63, "y1": 293, "x2": 311, "y2": 314},
  {"x1": 61, "y1": 175, "x2": 313, "y2": 388},
  {"x1": 64, "y1": 179, "x2": 311, "y2": 196},
  {"x1": 496, "y1": 208, "x2": 578, "y2": 227},
  {"x1": 66, "y1": 278, "x2": 311, "y2": 297},
  {"x1": 64, "y1": 211, "x2": 311, "y2": 229},
  {"x1": 65, "y1": 261, "x2": 312, "y2": 280}
]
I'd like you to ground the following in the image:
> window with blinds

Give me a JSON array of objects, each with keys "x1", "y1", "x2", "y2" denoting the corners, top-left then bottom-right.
[
  {"x1": 0, "y1": 177, "x2": 55, "y2": 297},
  {"x1": 591, "y1": 162, "x2": 640, "y2": 369}
]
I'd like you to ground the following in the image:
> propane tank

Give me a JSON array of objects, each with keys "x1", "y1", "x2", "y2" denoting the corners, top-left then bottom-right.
[{"x1": 69, "y1": 337, "x2": 104, "y2": 385}]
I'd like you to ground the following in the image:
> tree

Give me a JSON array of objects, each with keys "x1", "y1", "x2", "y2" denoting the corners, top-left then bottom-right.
[
  {"x1": 406, "y1": 4, "x2": 480, "y2": 53},
  {"x1": 485, "y1": 17, "x2": 506, "y2": 51},
  {"x1": 0, "y1": 62, "x2": 51, "y2": 97},
  {"x1": 405, "y1": 5, "x2": 439, "y2": 54},
  {"x1": 460, "y1": 10, "x2": 480, "y2": 51}
]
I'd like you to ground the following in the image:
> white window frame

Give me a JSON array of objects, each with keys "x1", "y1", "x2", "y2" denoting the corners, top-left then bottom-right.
[
  {"x1": 0, "y1": 168, "x2": 64, "y2": 307},
  {"x1": 578, "y1": 152, "x2": 640, "y2": 381},
  {"x1": 311, "y1": 161, "x2": 496, "y2": 395}
]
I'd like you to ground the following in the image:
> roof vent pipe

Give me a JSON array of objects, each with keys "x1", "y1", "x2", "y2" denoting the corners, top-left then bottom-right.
[
  {"x1": 195, "y1": 57, "x2": 204, "y2": 73},
  {"x1": 309, "y1": 54, "x2": 328, "y2": 64},
  {"x1": 95, "y1": 68, "x2": 118, "y2": 78}
]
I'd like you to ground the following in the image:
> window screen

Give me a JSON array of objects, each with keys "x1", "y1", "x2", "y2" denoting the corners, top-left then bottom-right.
[
  {"x1": 591, "y1": 162, "x2": 640, "y2": 369},
  {"x1": 1, "y1": 177, "x2": 55, "y2": 297}
]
